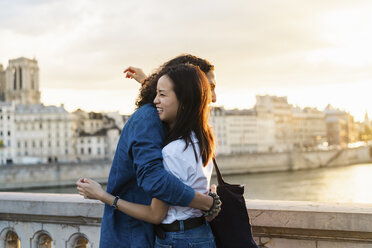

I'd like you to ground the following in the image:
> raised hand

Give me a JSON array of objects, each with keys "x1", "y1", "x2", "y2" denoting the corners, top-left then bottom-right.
[{"x1": 123, "y1": 66, "x2": 147, "y2": 85}]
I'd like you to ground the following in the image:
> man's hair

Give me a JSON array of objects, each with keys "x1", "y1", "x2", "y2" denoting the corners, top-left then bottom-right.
[{"x1": 135, "y1": 54, "x2": 214, "y2": 109}]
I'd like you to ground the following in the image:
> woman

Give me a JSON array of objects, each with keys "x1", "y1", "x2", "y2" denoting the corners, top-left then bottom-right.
[{"x1": 77, "y1": 64, "x2": 218, "y2": 247}]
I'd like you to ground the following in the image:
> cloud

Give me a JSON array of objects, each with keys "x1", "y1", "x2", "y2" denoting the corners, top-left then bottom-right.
[{"x1": 1, "y1": 0, "x2": 372, "y2": 116}]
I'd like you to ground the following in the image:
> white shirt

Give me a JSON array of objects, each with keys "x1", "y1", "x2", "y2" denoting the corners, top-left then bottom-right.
[{"x1": 161, "y1": 132, "x2": 213, "y2": 224}]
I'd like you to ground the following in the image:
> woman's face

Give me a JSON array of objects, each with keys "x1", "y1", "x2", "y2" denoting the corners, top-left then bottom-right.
[{"x1": 153, "y1": 75, "x2": 179, "y2": 129}]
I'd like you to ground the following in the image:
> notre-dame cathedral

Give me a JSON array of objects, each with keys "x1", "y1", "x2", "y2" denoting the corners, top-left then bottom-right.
[{"x1": 0, "y1": 57, "x2": 41, "y2": 104}]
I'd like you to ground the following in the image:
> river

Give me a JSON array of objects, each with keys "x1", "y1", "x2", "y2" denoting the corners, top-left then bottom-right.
[{"x1": 13, "y1": 163, "x2": 372, "y2": 204}]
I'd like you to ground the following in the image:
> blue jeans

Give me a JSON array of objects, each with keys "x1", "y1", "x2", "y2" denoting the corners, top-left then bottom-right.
[{"x1": 155, "y1": 221, "x2": 216, "y2": 248}]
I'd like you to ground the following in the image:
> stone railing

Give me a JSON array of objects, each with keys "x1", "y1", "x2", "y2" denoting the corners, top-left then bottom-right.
[
  {"x1": 0, "y1": 193, "x2": 102, "y2": 248},
  {"x1": 248, "y1": 200, "x2": 372, "y2": 247},
  {"x1": 1, "y1": 193, "x2": 372, "y2": 248}
]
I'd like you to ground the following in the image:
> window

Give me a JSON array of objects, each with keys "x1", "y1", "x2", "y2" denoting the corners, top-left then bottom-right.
[
  {"x1": 5, "y1": 231, "x2": 20, "y2": 248},
  {"x1": 66, "y1": 234, "x2": 89, "y2": 248},
  {"x1": 31, "y1": 69, "x2": 35, "y2": 90},
  {"x1": 88, "y1": 148, "x2": 91, "y2": 154},
  {"x1": 75, "y1": 237, "x2": 88, "y2": 248},
  {"x1": 13, "y1": 68, "x2": 16, "y2": 90},
  {"x1": 19, "y1": 67, "x2": 22, "y2": 89},
  {"x1": 81, "y1": 148, "x2": 84, "y2": 154},
  {"x1": 38, "y1": 233, "x2": 52, "y2": 248}
]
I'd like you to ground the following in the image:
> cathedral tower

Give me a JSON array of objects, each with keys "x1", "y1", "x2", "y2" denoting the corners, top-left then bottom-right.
[{"x1": 5, "y1": 57, "x2": 41, "y2": 104}]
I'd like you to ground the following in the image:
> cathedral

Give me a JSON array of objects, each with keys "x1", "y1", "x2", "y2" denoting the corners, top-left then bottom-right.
[{"x1": 0, "y1": 57, "x2": 41, "y2": 104}]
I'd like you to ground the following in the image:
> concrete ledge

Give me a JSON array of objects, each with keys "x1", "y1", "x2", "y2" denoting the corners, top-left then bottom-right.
[
  {"x1": 0, "y1": 192, "x2": 104, "y2": 218},
  {"x1": 247, "y1": 199, "x2": 372, "y2": 245}
]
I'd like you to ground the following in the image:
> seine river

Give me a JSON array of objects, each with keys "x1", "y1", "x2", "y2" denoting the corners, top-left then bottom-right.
[{"x1": 16, "y1": 163, "x2": 372, "y2": 204}]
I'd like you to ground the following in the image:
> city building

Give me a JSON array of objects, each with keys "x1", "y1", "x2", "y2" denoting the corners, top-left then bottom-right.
[
  {"x1": 14, "y1": 104, "x2": 74, "y2": 164},
  {"x1": 255, "y1": 95, "x2": 294, "y2": 152},
  {"x1": 225, "y1": 108, "x2": 259, "y2": 154},
  {"x1": 360, "y1": 112, "x2": 372, "y2": 141},
  {"x1": 0, "y1": 102, "x2": 16, "y2": 165},
  {"x1": 210, "y1": 107, "x2": 230, "y2": 155},
  {"x1": 255, "y1": 104, "x2": 276, "y2": 152},
  {"x1": 210, "y1": 106, "x2": 276, "y2": 155},
  {"x1": 75, "y1": 128, "x2": 120, "y2": 161},
  {"x1": 73, "y1": 109, "x2": 121, "y2": 162},
  {"x1": 292, "y1": 107, "x2": 327, "y2": 149},
  {"x1": 324, "y1": 105, "x2": 359, "y2": 147},
  {"x1": 0, "y1": 64, "x2": 5, "y2": 101}
]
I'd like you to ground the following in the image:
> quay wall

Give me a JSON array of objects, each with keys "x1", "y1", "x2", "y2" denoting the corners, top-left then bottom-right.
[
  {"x1": 0, "y1": 146, "x2": 371, "y2": 190},
  {"x1": 1, "y1": 193, "x2": 372, "y2": 248}
]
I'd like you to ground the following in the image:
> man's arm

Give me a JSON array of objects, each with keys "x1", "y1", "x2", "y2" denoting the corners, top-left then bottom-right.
[{"x1": 129, "y1": 105, "x2": 213, "y2": 210}]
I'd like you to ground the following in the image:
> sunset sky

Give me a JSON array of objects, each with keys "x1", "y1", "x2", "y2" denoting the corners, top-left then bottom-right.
[{"x1": 1, "y1": 0, "x2": 371, "y2": 120}]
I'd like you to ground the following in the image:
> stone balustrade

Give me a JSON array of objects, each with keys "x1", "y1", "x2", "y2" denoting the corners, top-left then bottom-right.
[
  {"x1": 0, "y1": 193, "x2": 102, "y2": 248},
  {"x1": 1, "y1": 193, "x2": 372, "y2": 248}
]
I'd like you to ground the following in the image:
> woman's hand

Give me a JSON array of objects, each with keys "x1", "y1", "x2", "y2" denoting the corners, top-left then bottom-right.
[
  {"x1": 76, "y1": 178, "x2": 105, "y2": 200},
  {"x1": 123, "y1": 66, "x2": 147, "y2": 85}
]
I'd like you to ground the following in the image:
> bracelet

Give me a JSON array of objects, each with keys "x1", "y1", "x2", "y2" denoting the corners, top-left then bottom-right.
[
  {"x1": 111, "y1": 196, "x2": 120, "y2": 210},
  {"x1": 202, "y1": 192, "x2": 221, "y2": 217}
]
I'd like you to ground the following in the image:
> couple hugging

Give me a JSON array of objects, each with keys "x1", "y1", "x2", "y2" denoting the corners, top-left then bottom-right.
[{"x1": 77, "y1": 54, "x2": 221, "y2": 248}]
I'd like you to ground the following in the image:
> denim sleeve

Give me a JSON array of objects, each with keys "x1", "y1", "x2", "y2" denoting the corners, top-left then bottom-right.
[{"x1": 129, "y1": 105, "x2": 195, "y2": 206}]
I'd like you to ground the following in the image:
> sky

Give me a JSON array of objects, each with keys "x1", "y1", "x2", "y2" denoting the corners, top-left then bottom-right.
[{"x1": 1, "y1": 0, "x2": 372, "y2": 120}]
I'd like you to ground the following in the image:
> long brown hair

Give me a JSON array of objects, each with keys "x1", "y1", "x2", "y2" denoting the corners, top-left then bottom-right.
[{"x1": 157, "y1": 64, "x2": 215, "y2": 167}]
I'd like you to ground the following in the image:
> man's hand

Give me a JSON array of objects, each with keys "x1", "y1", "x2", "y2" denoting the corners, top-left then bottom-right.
[
  {"x1": 205, "y1": 184, "x2": 221, "y2": 222},
  {"x1": 123, "y1": 66, "x2": 147, "y2": 85},
  {"x1": 76, "y1": 178, "x2": 105, "y2": 200}
]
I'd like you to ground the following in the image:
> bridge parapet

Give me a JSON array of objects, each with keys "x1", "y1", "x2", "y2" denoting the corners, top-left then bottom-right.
[{"x1": 1, "y1": 193, "x2": 372, "y2": 247}]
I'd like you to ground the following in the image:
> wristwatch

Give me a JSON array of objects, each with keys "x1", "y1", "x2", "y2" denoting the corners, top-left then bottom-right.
[{"x1": 111, "y1": 196, "x2": 120, "y2": 210}]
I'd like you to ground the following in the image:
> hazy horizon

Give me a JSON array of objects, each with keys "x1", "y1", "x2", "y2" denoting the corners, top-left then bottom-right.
[{"x1": 1, "y1": 0, "x2": 371, "y2": 121}]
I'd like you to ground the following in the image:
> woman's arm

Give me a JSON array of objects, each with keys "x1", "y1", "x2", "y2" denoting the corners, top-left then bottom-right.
[{"x1": 76, "y1": 178, "x2": 168, "y2": 224}]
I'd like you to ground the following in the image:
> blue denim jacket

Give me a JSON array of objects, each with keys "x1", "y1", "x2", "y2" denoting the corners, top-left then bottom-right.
[{"x1": 100, "y1": 104, "x2": 195, "y2": 248}]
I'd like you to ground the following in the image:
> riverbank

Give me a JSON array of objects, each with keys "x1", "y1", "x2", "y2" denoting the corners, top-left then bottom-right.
[{"x1": 1, "y1": 146, "x2": 371, "y2": 190}]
